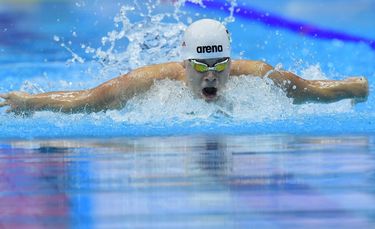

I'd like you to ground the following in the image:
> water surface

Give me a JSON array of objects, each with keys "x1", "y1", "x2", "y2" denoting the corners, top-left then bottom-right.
[{"x1": 1, "y1": 135, "x2": 374, "y2": 228}]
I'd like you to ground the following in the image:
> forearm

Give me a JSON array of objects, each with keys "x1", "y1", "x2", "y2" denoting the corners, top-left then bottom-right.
[
  {"x1": 268, "y1": 70, "x2": 369, "y2": 104},
  {"x1": 26, "y1": 90, "x2": 94, "y2": 113},
  {"x1": 301, "y1": 77, "x2": 369, "y2": 103}
]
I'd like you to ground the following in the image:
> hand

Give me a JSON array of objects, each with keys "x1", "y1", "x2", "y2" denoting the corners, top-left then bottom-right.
[
  {"x1": 344, "y1": 76, "x2": 368, "y2": 85},
  {"x1": 0, "y1": 91, "x2": 32, "y2": 115},
  {"x1": 348, "y1": 77, "x2": 369, "y2": 104}
]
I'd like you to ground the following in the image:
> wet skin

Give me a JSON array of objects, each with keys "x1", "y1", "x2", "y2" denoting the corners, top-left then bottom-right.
[
  {"x1": 184, "y1": 57, "x2": 231, "y2": 101},
  {"x1": 0, "y1": 59, "x2": 369, "y2": 114}
]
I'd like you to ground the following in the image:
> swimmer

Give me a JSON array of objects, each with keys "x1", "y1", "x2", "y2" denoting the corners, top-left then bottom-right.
[{"x1": 0, "y1": 19, "x2": 369, "y2": 114}]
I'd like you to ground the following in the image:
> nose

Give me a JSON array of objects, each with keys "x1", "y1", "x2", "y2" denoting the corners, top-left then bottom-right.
[{"x1": 203, "y1": 72, "x2": 217, "y2": 83}]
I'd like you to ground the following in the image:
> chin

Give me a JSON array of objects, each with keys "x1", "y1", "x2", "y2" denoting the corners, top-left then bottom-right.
[{"x1": 201, "y1": 87, "x2": 219, "y2": 101}]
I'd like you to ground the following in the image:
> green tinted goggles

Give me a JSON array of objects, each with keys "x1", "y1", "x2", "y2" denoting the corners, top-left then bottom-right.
[{"x1": 189, "y1": 58, "x2": 229, "y2": 73}]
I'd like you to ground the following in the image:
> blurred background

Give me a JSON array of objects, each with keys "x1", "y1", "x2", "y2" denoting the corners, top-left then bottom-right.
[{"x1": 1, "y1": 0, "x2": 374, "y2": 63}]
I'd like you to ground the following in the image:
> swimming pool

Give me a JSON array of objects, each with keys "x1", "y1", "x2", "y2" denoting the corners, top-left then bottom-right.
[{"x1": 0, "y1": 0, "x2": 375, "y2": 228}]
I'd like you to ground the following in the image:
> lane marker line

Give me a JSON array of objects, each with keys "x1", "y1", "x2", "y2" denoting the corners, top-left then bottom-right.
[{"x1": 185, "y1": 0, "x2": 375, "y2": 50}]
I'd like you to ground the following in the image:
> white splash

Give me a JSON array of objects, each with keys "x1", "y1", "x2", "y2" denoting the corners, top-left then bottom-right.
[
  {"x1": 102, "y1": 66, "x2": 352, "y2": 125},
  {"x1": 73, "y1": 0, "x2": 238, "y2": 78}
]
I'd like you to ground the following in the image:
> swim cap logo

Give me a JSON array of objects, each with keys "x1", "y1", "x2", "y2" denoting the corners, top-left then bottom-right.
[{"x1": 196, "y1": 45, "x2": 223, "y2": 54}]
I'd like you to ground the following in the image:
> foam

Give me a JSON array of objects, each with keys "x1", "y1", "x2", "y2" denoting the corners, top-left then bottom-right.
[{"x1": 103, "y1": 71, "x2": 351, "y2": 125}]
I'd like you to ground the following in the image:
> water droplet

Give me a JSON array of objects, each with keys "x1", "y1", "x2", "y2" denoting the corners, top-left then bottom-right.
[{"x1": 53, "y1": 35, "x2": 60, "y2": 42}]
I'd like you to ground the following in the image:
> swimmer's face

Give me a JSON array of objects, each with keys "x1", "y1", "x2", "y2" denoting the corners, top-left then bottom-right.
[{"x1": 184, "y1": 57, "x2": 231, "y2": 101}]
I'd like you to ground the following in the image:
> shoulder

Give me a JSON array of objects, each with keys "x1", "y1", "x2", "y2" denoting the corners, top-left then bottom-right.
[
  {"x1": 134, "y1": 61, "x2": 184, "y2": 72},
  {"x1": 230, "y1": 59, "x2": 273, "y2": 76},
  {"x1": 231, "y1": 59, "x2": 272, "y2": 69},
  {"x1": 154, "y1": 62, "x2": 185, "y2": 80},
  {"x1": 130, "y1": 62, "x2": 185, "y2": 81}
]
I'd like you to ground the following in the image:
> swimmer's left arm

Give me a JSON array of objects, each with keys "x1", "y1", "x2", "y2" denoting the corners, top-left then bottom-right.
[{"x1": 230, "y1": 60, "x2": 369, "y2": 104}]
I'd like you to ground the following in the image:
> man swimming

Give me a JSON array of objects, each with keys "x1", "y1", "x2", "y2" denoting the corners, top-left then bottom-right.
[{"x1": 0, "y1": 19, "x2": 369, "y2": 114}]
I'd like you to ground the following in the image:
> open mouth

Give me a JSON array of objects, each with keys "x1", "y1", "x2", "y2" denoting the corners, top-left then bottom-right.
[{"x1": 202, "y1": 87, "x2": 218, "y2": 99}]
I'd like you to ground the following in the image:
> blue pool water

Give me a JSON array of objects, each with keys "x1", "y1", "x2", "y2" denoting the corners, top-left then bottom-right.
[
  {"x1": 1, "y1": 135, "x2": 375, "y2": 228},
  {"x1": 0, "y1": 0, "x2": 375, "y2": 228}
]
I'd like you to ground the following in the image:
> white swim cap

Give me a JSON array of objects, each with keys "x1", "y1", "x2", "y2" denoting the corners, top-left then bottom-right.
[{"x1": 181, "y1": 19, "x2": 231, "y2": 60}]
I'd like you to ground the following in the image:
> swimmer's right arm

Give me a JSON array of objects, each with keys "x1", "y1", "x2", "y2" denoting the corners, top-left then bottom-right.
[{"x1": 0, "y1": 62, "x2": 185, "y2": 114}]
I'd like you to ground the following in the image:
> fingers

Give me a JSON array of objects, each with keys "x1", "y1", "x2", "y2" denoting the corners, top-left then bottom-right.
[
  {"x1": 6, "y1": 107, "x2": 33, "y2": 117},
  {"x1": 0, "y1": 93, "x2": 9, "y2": 99},
  {"x1": 0, "y1": 101, "x2": 9, "y2": 107},
  {"x1": 0, "y1": 93, "x2": 10, "y2": 107},
  {"x1": 345, "y1": 76, "x2": 367, "y2": 83}
]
